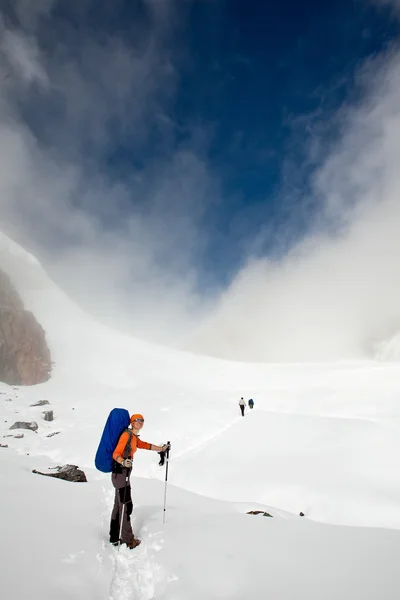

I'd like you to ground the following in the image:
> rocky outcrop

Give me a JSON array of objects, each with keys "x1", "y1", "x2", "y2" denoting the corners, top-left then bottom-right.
[
  {"x1": 42, "y1": 410, "x2": 54, "y2": 421},
  {"x1": 247, "y1": 510, "x2": 273, "y2": 517},
  {"x1": 0, "y1": 269, "x2": 51, "y2": 385},
  {"x1": 10, "y1": 421, "x2": 38, "y2": 432},
  {"x1": 32, "y1": 465, "x2": 87, "y2": 483}
]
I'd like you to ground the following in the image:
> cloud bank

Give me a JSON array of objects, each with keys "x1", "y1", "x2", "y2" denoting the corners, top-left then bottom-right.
[
  {"x1": 1, "y1": 0, "x2": 400, "y2": 362},
  {"x1": 189, "y1": 45, "x2": 400, "y2": 361},
  {"x1": 0, "y1": 0, "x2": 216, "y2": 345}
]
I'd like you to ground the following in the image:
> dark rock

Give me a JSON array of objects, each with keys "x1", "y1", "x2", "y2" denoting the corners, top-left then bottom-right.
[
  {"x1": 247, "y1": 510, "x2": 273, "y2": 517},
  {"x1": 10, "y1": 421, "x2": 38, "y2": 432},
  {"x1": 5, "y1": 398, "x2": 12, "y2": 401},
  {"x1": 0, "y1": 269, "x2": 52, "y2": 385},
  {"x1": 30, "y1": 400, "x2": 50, "y2": 407},
  {"x1": 46, "y1": 431, "x2": 61, "y2": 438},
  {"x1": 299, "y1": 512, "x2": 305, "y2": 517},
  {"x1": 42, "y1": 410, "x2": 54, "y2": 421},
  {"x1": 3, "y1": 433, "x2": 24, "y2": 438},
  {"x1": 0, "y1": 444, "x2": 8, "y2": 448},
  {"x1": 32, "y1": 464, "x2": 87, "y2": 483}
]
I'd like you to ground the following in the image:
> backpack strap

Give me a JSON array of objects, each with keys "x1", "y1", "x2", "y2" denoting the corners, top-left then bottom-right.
[{"x1": 123, "y1": 429, "x2": 133, "y2": 459}]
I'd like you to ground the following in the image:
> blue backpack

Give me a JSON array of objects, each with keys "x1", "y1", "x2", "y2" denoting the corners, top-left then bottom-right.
[{"x1": 95, "y1": 408, "x2": 131, "y2": 472}]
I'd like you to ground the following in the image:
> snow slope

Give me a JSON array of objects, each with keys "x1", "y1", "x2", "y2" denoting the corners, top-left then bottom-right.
[
  {"x1": 2, "y1": 231, "x2": 400, "y2": 599},
  {"x1": 4, "y1": 451, "x2": 400, "y2": 600}
]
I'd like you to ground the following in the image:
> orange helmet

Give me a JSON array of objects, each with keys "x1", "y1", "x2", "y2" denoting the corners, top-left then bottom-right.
[{"x1": 130, "y1": 413, "x2": 144, "y2": 423}]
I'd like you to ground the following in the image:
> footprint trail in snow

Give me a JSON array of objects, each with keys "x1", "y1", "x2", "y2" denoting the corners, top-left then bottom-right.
[{"x1": 109, "y1": 524, "x2": 169, "y2": 600}]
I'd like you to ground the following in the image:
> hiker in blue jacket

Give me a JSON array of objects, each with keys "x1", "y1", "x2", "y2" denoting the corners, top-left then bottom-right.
[{"x1": 248, "y1": 398, "x2": 254, "y2": 409}]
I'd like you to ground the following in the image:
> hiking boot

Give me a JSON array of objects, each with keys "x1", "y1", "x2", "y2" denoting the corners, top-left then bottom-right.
[
  {"x1": 126, "y1": 538, "x2": 141, "y2": 549},
  {"x1": 111, "y1": 538, "x2": 141, "y2": 549}
]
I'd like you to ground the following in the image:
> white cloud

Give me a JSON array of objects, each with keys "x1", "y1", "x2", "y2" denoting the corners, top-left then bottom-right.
[
  {"x1": 2, "y1": 0, "x2": 400, "y2": 362},
  {"x1": 1, "y1": 28, "x2": 48, "y2": 86},
  {"x1": 0, "y1": 0, "x2": 213, "y2": 346},
  {"x1": 189, "y1": 47, "x2": 400, "y2": 361}
]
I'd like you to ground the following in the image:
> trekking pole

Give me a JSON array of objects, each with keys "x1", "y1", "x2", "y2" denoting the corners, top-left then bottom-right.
[
  {"x1": 162, "y1": 442, "x2": 171, "y2": 524},
  {"x1": 118, "y1": 468, "x2": 129, "y2": 551}
]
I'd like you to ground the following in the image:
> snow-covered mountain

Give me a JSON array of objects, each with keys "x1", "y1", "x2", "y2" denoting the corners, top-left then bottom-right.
[{"x1": 2, "y1": 231, "x2": 400, "y2": 599}]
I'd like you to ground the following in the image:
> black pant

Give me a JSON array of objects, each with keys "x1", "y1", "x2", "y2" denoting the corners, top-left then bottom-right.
[
  {"x1": 240, "y1": 405, "x2": 245, "y2": 416},
  {"x1": 109, "y1": 471, "x2": 134, "y2": 544}
]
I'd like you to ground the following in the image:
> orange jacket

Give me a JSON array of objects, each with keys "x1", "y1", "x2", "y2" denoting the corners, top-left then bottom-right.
[{"x1": 112, "y1": 430, "x2": 152, "y2": 461}]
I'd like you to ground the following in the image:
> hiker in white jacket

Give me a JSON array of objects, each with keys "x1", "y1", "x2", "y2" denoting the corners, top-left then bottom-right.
[{"x1": 239, "y1": 397, "x2": 245, "y2": 417}]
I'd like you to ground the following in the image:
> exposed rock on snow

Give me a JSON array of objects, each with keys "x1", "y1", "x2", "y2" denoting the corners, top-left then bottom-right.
[
  {"x1": 42, "y1": 410, "x2": 54, "y2": 421},
  {"x1": 10, "y1": 421, "x2": 38, "y2": 432},
  {"x1": 247, "y1": 510, "x2": 273, "y2": 517},
  {"x1": 0, "y1": 269, "x2": 52, "y2": 385},
  {"x1": 32, "y1": 464, "x2": 87, "y2": 482},
  {"x1": 30, "y1": 400, "x2": 50, "y2": 407}
]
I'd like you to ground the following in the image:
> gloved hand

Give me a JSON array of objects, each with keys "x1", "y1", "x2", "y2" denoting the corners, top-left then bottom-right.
[
  {"x1": 121, "y1": 458, "x2": 132, "y2": 468},
  {"x1": 158, "y1": 442, "x2": 171, "y2": 466}
]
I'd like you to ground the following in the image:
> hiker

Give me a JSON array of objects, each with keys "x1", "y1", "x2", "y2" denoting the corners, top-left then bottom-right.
[
  {"x1": 239, "y1": 397, "x2": 246, "y2": 417},
  {"x1": 110, "y1": 413, "x2": 169, "y2": 549},
  {"x1": 248, "y1": 398, "x2": 254, "y2": 409}
]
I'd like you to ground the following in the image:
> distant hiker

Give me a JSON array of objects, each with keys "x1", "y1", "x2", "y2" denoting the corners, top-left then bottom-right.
[
  {"x1": 239, "y1": 397, "x2": 246, "y2": 417},
  {"x1": 248, "y1": 398, "x2": 254, "y2": 409},
  {"x1": 110, "y1": 413, "x2": 169, "y2": 549}
]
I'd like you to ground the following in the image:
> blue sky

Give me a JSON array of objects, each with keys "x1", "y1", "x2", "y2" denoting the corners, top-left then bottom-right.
[
  {"x1": 2, "y1": 0, "x2": 400, "y2": 358},
  {"x1": 173, "y1": 0, "x2": 400, "y2": 274}
]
